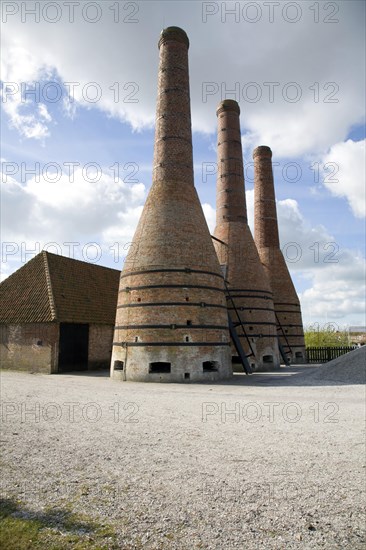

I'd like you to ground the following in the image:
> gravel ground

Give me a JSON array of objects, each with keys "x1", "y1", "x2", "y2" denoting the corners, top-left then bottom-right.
[{"x1": 1, "y1": 352, "x2": 365, "y2": 549}]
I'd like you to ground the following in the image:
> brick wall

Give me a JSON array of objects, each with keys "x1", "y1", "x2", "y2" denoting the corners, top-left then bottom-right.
[
  {"x1": 88, "y1": 324, "x2": 114, "y2": 369},
  {"x1": 0, "y1": 323, "x2": 58, "y2": 373}
]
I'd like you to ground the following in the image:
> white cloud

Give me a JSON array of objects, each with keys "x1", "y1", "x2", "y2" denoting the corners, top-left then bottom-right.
[
  {"x1": 102, "y1": 206, "x2": 144, "y2": 246},
  {"x1": 321, "y1": 139, "x2": 366, "y2": 218},
  {"x1": 0, "y1": 167, "x2": 147, "y2": 257},
  {"x1": 38, "y1": 103, "x2": 52, "y2": 122},
  {"x1": 25, "y1": 169, "x2": 145, "y2": 213},
  {"x1": 246, "y1": 190, "x2": 336, "y2": 270},
  {"x1": 1, "y1": 47, "x2": 53, "y2": 140},
  {"x1": 1, "y1": 93, "x2": 51, "y2": 140},
  {"x1": 1, "y1": 1, "x2": 364, "y2": 155},
  {"x1": 62, "y1": 95, "x2": 77, "y2": 119},
  {"x1": 0, "y1": 262, "x2": 13, "y2": 282},
  {"x1": 276, "y1": 199, "x2": 336, "y2": 270},
  {"x1": 299, "y1": 251, "x2": 366, "y2": 325},
  {"x1": 202, "y1": 202, "x2": 216, "y2": 233},
  {"x1": 1, "y1": 45, "x2": 44, "y2": 83},
  {"x1": 273, "y1": 197, "x2": 365, "y2": 325}
]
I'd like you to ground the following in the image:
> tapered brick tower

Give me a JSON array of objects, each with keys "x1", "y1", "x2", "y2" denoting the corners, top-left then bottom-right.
[
  {"x1": 213, "y1": 100, "x2": 280, "y2": 371},
  {"x1": 110, "y1": 27, "x2": 232, "y2": 382},
  {"x1": 253, "y1": 145, "x2": 305, "y2": 363}
]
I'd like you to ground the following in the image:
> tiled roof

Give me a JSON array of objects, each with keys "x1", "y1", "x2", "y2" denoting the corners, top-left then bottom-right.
[
  {"x1": 0, "y1": 252, "x2": 120, "y2": 324},
  {"x1": 0, "y1": 252, "x2": 54, "y2": 323}
]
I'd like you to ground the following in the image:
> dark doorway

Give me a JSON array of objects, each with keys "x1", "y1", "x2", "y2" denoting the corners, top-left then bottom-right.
[{"x1": 58, "y1": 323, "x2": 89, "y2": 372}]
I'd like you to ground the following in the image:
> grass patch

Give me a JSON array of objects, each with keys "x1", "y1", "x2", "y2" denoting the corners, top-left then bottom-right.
[{"x1": 0, "y1": 498, "x2": 120, "y2": 549}]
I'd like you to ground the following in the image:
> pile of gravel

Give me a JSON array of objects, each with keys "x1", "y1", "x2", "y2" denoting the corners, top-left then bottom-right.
[{"x1": 301, "y1": 346, "x2": 365, "y2": 385}]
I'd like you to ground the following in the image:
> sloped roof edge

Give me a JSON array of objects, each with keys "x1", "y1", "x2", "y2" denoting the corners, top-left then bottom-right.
[
  {"x1": 42, "y1": 251, "x2": 58, "y2": 321},
  {"x1": 0, "y1": 251, "x2": 121, "y2": 325}
]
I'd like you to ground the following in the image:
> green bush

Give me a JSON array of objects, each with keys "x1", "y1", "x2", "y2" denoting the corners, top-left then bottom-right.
[{"x1": 305, "y1": 324, "x2": 350, "y2": 347}]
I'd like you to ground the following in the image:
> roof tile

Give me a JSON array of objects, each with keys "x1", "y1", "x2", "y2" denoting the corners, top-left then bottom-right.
[{"x1": 0, "y1": 252, "x2": 120, "y2": 324}]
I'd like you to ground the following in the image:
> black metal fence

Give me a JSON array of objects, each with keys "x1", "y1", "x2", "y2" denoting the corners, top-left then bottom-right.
[{"x1": 306, "y1": 346, "x2": 356, "y2": 363}]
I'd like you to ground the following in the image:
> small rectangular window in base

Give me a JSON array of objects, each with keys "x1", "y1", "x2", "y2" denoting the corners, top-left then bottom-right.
[
  {"x1": 149, "y1": 362, "x2": 171, "y2": 374},
  {"x1": 203, "y1": 361, "x2": 219, "y2": 372},
  {"x1": 114, "y1": 360, "x2": 124, "y2": 371}
]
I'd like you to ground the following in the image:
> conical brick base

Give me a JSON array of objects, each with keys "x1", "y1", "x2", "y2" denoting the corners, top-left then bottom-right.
[{"x1": 110, "y1": 28, "x2": 231, "y2": 382}]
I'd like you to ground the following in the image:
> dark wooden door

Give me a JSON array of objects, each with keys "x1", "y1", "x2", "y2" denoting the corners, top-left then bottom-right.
[{"x1": 58, "y1": 323, "x2": 89, "y2": 371}]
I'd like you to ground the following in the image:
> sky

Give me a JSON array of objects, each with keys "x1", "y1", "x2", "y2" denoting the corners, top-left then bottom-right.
[{"x1": 1, "y1": 0, "x2": 365, "y2": 328}]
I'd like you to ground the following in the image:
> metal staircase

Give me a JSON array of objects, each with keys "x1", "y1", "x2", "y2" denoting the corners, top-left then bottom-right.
[
  {"x1": 211, "y1": 236, "x2": 253, "y2": 374},
  {"x1": 275, "y1": 312, "x2": 292, "y2": 366},
  {"x1": 225, "y1": 282, "x2": 253, "y2": 375}
]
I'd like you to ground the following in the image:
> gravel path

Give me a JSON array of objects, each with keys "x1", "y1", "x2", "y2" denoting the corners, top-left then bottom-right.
[{"x1": 1, "y1": 357, "x2": 365, "y2": 549}]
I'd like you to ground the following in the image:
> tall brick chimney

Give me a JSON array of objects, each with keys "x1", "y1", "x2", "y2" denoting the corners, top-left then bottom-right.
[
  {"x1": 110, "y1": 27, "x2": 232, "y2": 382},
  {"x1": 213, "y1": 100, "x2": 280, "y2": 371},
  {"x1": 253, "y1": 145, "x2": 306, "y2": 363}
]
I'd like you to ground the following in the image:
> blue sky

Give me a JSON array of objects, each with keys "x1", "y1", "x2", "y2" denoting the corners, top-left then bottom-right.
[{"x1": 1, "y1": 0, "x2": 365, "y2": 328}]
